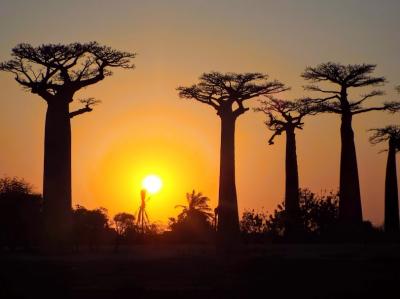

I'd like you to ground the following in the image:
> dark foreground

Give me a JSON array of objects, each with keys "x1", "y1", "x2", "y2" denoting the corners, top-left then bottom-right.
[{"x1": 1, "y1": 243, "x2": 399, "y2": 299}]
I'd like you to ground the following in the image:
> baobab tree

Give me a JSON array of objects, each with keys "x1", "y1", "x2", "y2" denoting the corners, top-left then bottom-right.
[
  {"x1": 0, "y1": 42, "x2": 135, "y2": 245},
  {"x1": 302, "y1": 62, "x2": 400, "y2": 228},
  {"x1": 369, "y1": 126, "x2": 400, "y2": 233},
  {"x1": 177, "y1": 72, "x2": 287, "y2": 246},
  {"x1": 255, "y1": 97, "x2": 318, "y2": 237}
]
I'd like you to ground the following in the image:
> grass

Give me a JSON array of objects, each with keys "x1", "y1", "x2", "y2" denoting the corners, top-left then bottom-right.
[{"x1": 1, "y1": 243, "x2": 400, "y2": 298}]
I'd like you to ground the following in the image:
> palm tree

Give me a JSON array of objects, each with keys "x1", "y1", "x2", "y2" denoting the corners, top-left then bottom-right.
[
  {"x1": 172, "y1": 190, "x2": 214, "y2": 242},
  {"x1": 175, "y1": 190, "x2": 214, "y2": 222}
]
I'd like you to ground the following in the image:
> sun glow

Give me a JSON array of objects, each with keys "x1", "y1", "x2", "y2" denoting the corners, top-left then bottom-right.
[{"x1": 142, "y1": 175, "x2": 162, "y2": 194}]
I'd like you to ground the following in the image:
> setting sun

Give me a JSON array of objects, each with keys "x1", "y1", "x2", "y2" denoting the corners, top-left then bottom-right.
[{"x1": 142, "y1": 175, "x2": 163, "y2": 194}]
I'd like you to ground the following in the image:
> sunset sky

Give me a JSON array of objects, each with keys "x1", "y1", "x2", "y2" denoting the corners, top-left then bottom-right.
[{"x1": 0, "y1": 0, "x2": 399, "y2": 226}]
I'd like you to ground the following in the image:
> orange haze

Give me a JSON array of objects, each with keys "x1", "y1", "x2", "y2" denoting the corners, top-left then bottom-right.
[{"x1": 1, "y1": 1, "x2": 400, "y2": 226}]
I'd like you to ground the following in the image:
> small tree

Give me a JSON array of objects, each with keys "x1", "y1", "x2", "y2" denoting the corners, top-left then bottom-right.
[
  {"x1": 114, "y1": 213, "x2": 136, "y2": 236},
  {"x1": 113, "y1": 212, "x2": 136, "y2": 251},
  {"x1": 255, "y1": 97, "x2": 318, "y2": 237},
  {"x1": 302, "y1": 62, "x2": 400, "y2": 228},
  {"x1": 369, "y1": 125, "x2": 400, "y2": 233},
  {"x1": 240, "y1": 210, "x2": 268, "y2": 234},
  {"x1": 0, "y1": 42, "x2": 135, "y2": 246},
  {"x1": 177, "y1": 72, "x2": 287, "y2": 247}
]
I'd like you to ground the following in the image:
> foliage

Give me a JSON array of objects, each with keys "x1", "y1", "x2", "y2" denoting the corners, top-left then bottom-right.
[
  {"x1": 369, "y1": 125, "x2": 400, "y2": 151},
  {"x1": 0, "y1": 42, "x2": 136, "y2": 116},
  {"x1": 175, "y1": 190, "x2": 214, "y2": 221},
  {"x1": 240, "y1": 209, "x2": 268, "y2": 234},
  {"x1": 0, "y1": 176, "x2": 42, "y2": 250},
  {"x1": 177, "y1": 72, "x2": 288, "y2": 117},
  {"x1": 168, "y1": 190, "x2": 215, "y2": 243},
  {"x1": 302, "y1": 62, "x2": 400, "y2": 115},
  {"x1": 113, "y1": 212, "x2": 136, "y2": 236},
  {"x1": 72, "y1": 205, "x2": 111, "y2": 250},
  {"x1": 255, "y1": 96, "x2": 320, "y2": 144},
  {"x1": 240, "y1": 189, "x2": 339, "y2": 240}
]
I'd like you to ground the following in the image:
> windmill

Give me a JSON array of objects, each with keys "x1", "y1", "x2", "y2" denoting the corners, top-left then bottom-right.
[
  {"x1": 136, "y1": 175, "x2": 162, "y2": 234},
  {"x1": 137, "y1": 189, "x2": 150, "y2": 234}
]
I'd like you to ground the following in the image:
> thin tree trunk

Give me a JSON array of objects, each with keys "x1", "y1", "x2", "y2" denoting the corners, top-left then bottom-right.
[
  {"x1": 339, "y1": 113, "x2": 363, "y2": 226},
  {"x1": 43, "y1": 100, "x2": 72, "y2": 248},
  {"x1": 285, "y1": 127, "x2": 300, "y2": 237},
  {"x1": 384, "y1": 142, "x2": 399, "y2": 232},
  {"x1": 217, "y1": 113, "x2": 240, "y2": 247}
]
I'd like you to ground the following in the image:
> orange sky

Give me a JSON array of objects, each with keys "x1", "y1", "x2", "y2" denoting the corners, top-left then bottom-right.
[{"x1": 0, "y1": 1, "x2": 399, "y2": 225}]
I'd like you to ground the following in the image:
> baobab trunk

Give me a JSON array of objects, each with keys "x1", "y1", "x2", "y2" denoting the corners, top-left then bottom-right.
[
  {"x1": 384, "y1": 142, "x2": 399, "y2": 232},
  {"x1": 339, "y1": 113, "x2": 363, "y2": 226},
  {"x1": 217, "y1": 112, "x2": 240, "y2": 247},
  {"x1": 43, "y1": 99, "x2": 72, "y2": 247},
  {"x1": 285, "y1": 127, "x2": 300, "y2": 237}
]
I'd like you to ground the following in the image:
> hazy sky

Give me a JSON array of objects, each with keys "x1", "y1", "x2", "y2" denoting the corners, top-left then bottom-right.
[{"x1": 0, "y1": 0, "x2": 399, "y2": 225}]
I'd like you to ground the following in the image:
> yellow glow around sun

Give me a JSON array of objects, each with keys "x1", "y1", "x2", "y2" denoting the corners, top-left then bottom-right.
[{"x1": 142, "y1": 175, "x2": 162, "y2": 194}]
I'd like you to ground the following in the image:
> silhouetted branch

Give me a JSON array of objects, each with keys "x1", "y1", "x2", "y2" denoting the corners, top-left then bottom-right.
[
  {"x1": 303, "y1": 85, "x2": 340, "y2": 94},
  {"x1": 69, "y1": 98, "x2": 101, "y2": 118},
  {"x1": 352, "y1": 101, "x2": 400, "y2": 115},
  {"x1": 268, "y1": 129, "x2": 283, "y2": 145},
  {"x1": 255, "y1": 96, "x2": 320, "y2": 144},
  {"x1": 369, "y1": 125, "x2": 400, "y2": 152},
  {"x1": 350, "y1": 90, "x2": 384, "y2": 107},
  {"x1": 177, "y1": 85, "x2": 221, "y2": 109}
]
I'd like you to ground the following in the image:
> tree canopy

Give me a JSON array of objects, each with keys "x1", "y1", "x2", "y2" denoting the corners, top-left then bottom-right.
[
  {"x1": 369, "y1": 125, "x2": 400, "y2": 150},
  {"x1": 255, "y1": 97, "x2": 319, "y2": 144},
  {"x1": 0, "y1": 42, "x2": 135, "y2": 110},
  {"x1": 177, "y1": 72, "x2": 288, "y2": 117},
  {"x1": 302, "y1": 62, "x2": 400, "y2": 115}
]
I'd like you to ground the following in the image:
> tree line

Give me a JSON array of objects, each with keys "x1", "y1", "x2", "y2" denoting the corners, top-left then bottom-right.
[
  {"x1": 1, "y1": 42, "x2": 399, "y2": 251},
  {"x1": 2, "y1": 175, "x2": 368, "y2": 251}
]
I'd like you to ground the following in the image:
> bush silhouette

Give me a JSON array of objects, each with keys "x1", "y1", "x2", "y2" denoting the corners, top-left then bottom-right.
[{"x1": 0, "y1": 176, "x2": 42, "y2": 251}]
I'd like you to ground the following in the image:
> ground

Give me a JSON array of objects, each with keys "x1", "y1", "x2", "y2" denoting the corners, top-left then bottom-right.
[{"x1": 1, "y1": 243, "x2": 399, "y2": 298}]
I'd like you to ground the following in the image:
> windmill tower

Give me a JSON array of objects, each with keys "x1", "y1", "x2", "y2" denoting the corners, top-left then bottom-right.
[{"x1": 137, "y1": 189, "x2": 150, "y2": 234}]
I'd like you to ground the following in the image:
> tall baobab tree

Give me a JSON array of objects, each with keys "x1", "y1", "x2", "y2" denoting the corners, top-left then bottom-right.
[
  {"x1": 255, "y1": 97, "x2": 318, "y2": 237},
  {"x1": 369, "y1": 126, "x2": 400, "y2": 233},
  {"x1": 177, "y1": 72, "x2": 287, "y2": 246},
  {"x1": 302, "y1": 62, "x2": 400, "y2": 228},
  {"x1": 0, "y1": 42, "x2": 135, "y2": 245}
]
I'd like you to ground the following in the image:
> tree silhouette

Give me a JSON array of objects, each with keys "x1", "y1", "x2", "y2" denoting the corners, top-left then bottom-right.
[
  {"x1": 72, "y1": 205, "x2": 110, "y2": 251},
  {"x1": 266, "y1": 189, "x2": 339, "y2": 239},
  {"x1": 0, "y1": 42, "x2": 135, "y2": 246},
  {"x1": 169, "y1": 190, "x2": 214, "y2": 243},
  {"x1": 369, "y1": 126, "x2": 400, "y2": 233},
  {"x1": 240, "y1": 209, "x2": 268, "y2": 234},
  {"x1": 255, "y1": 97, "x2": 319, "y2": 237},
  {"x1": 302, "y1": 62, "x2": 400, "y2": 228},
  {"x1": 114, "y1": 212, "x2": 136, "y2": 236},
  {"x1": 177, "y1": 72, "x2": 287, "y2": 246},
  {"x1": 0, "y1": 177, "x2": 42, "y2": 250},
  {"x1": 175, "y1": 190, "x2": 214, "y2": 222},
  {"x1": 113, "y1": 212, "x2": 136, "y2": 251}
]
